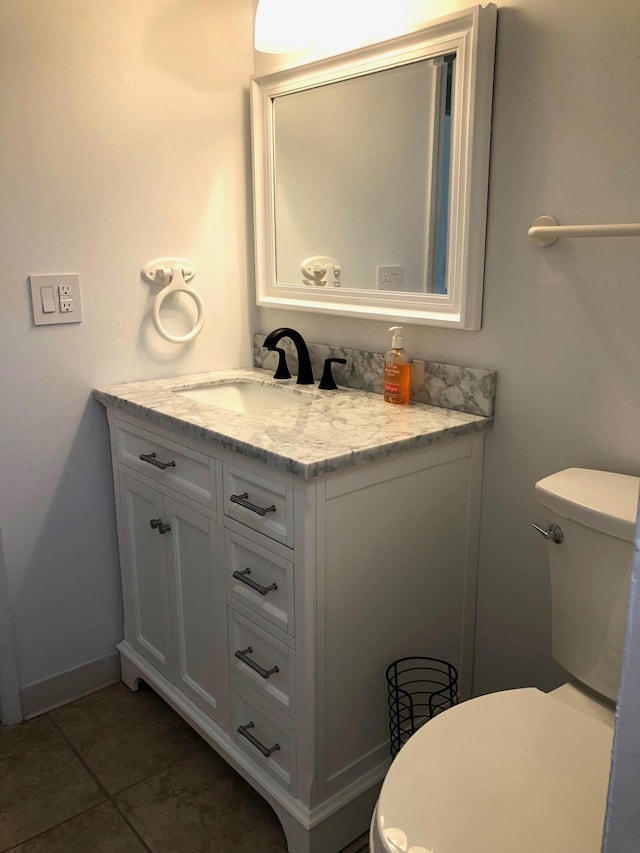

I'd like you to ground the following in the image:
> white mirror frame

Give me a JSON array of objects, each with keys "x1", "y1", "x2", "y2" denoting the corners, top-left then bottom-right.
[{"x1": 251, "y1": 4, "x2": 496, "y2": 330}]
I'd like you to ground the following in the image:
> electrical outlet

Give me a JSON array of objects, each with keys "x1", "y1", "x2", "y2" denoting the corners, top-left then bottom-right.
[
  {"x1": 29, "y1": 274, "x2": 83, "y2": 325},
  {"x1": 376, "y1": 265, "x2": 403, "y2": 291}
]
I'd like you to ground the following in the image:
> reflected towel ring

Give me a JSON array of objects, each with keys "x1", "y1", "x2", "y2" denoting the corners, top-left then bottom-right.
[{"x1": 141, "y1": 259, "x2": 204, "y2": 344}]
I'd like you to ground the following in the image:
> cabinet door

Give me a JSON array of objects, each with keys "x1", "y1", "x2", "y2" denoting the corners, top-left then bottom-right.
[
  {"x1": 118, "y1": 472, "x2": 174, "y2": 678},
  {"x1": 165, "y1": 496, "x2": 224, "y2": 721}
]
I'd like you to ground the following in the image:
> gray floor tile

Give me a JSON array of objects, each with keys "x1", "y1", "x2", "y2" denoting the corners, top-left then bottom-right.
[
  {"x1": 115, "y1": 745, "x2": 288, "y2": 852},
  {"x1": 50, "y1": 682, "x2": 202, "y2": 794},
  {"x1": 4, "y1": 683, "x2": 371, "y2": 852},
  {"x1": 342, "y1": 831, "x2": 369, "y2": 852},
  {"x1": 6, "y1": 802, "x2": 147, "y2": 853},
  {"x1": 0, "y1": 716, "x2": 103, "y2": 851}
]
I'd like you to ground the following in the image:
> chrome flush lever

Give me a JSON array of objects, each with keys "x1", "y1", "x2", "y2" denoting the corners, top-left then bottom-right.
[{"x1": 531, "y1": 522, "x2": 564, "y2": 544}]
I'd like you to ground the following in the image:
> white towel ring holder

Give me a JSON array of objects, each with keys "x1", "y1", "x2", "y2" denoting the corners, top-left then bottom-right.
[{"x1": 142, "y1": 258, "x2": 204, "y2": 344}]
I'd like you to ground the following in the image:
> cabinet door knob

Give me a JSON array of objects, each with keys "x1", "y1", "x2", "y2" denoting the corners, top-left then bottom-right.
[
  {"x1": 235, "y1": 646, "x2": 279, "y2": 679},
  {"x1": 149, "y1": 518, "x2": 172, "y2": 534},
  {"x1": 237, "y1": 721, "x2": 280, "y2": 758}
]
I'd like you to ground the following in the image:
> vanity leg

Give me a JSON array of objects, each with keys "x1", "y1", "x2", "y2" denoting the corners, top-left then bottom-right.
[
  {"x1": 119, "y1": 646, "x2": 142, "y2": 692},
  {"x1": 276, "y1": 811, "x2": 312, "y2": 853},
  {"x1": 273, "y1": 780, "x2": 381, "y2": 853}
]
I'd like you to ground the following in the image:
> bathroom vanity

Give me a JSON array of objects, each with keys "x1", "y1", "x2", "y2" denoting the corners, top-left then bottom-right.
[{"x1": 95, "y1": 368, "x2": 492, "y2": 852}]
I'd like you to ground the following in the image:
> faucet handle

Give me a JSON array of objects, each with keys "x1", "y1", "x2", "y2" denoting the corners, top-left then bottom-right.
[
  {"x1": 271, "y1": 347, "x2": 291, "y2": 380},
  {"x1": 318, "y1": 358, "x2": 347, "y2": 391}
]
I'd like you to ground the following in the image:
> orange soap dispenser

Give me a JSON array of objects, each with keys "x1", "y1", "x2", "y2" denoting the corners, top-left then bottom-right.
[{"x1": 383, "y1": 326, "x2": 411, "y2": 405}]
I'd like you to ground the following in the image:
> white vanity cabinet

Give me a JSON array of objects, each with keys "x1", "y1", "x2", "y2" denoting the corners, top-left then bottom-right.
[
  {"x1": 104, "y1": 406, "x2": 485, "y2": 853},
  {"x1": 111, "y1": 418, "x2": 226, "y2": 724}
]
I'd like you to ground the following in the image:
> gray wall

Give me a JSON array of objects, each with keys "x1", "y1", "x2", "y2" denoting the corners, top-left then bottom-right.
[
  {"x1": 255, "y1": 0, "x2": 640, "y2": 696},
  {"x1": 0, "y1": 0, "x2": 255, "y2": 694},
  {"x1": 603, "y1": 507, "x2": 640, "y2": 853}
]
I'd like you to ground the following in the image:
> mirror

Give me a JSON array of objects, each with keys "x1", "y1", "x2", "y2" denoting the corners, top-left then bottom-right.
[{"x1": 251, "y1": 4, "x2": 496, "y2": 329}]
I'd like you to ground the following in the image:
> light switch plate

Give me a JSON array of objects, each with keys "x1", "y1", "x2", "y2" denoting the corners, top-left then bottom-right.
[{"x1": 29, "y1": 274, "x2": 83, "y2": 325}]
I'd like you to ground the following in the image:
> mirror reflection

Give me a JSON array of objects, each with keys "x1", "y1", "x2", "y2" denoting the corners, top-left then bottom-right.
[{"x1": 273, "y1": 55, "x2": 455, "y2": 295}]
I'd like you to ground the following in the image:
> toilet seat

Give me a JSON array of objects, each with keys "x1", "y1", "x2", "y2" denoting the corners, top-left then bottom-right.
[{"x1": 371, "y1": 687, "x2": 614, "y2": 853}]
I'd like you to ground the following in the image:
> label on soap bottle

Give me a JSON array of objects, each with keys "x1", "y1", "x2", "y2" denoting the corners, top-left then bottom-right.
[{"x1": 384, "y1": 361, "x2": 410, "y2": 404}]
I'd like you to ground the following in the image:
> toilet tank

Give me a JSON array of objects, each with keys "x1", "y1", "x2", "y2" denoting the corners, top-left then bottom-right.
[{"x1": 535, "y1": 468, "x2": 639, "y2": 703}]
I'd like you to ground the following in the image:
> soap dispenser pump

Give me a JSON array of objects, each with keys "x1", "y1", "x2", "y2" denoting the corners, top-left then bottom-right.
[{"x1": 383, "y1": 326, "x2": 411, "y2": 405}]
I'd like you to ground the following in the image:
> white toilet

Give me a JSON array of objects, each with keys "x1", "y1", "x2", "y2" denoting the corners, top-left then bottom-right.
[{"x1": 370, "y1": 467, "x2": 639, "y2": 853}]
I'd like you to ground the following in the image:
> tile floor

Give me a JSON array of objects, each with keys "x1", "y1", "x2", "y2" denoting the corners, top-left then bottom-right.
[{"x1": 0, "y1": 682, "x2": 369, "y2": 853}]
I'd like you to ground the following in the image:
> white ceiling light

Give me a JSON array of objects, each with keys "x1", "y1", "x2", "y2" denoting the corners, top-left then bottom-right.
[
  {"x1": 254, "y1": 0, "x2": 311, "y2": 54},
  {"x1": 254, "y1": 0, "x2": 436, "y2": 56}
]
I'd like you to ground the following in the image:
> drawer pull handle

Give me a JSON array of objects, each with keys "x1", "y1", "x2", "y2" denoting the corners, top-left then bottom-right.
[
  {"x1": 237, "y1": 721, "x2": 280, "y2": 758},
  {"x1": 235, "y1": 646, "x2": 279, "y2": 679},
  {"x1": 232, "y1": 568, "x2": 277, "y2": 596},
  {"x1": 229, "y1": 492, "x2": 276, "y2": 517},
  {"x1": 140, "y1": 452, "x2": 176, "y2": 471},
  {"x1": 149, "y1": 518, "x2": 172, "y2": 535}
]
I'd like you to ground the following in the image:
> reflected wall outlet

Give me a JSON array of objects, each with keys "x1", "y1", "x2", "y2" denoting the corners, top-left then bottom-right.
[
  {"x1": 29, "y1": 274, "x2": 83, "y2": 325},
  {"x1": 376, "y1": 265, "x2": 403, "y2": 291}
]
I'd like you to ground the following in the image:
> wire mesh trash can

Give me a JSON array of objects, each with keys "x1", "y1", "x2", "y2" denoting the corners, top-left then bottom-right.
[{"x1": 386, "y1": 657, "x2": 459, "y2": 758}]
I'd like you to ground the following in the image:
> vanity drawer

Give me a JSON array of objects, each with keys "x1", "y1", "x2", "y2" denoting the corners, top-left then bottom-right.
[
  {"x1": 225, "y1": 528, "x2": 294, "y2": 637},
  {"x1": 228, "y1": 608, "x2": 295, "y2": 718},
  {"x1": 223, "y1": 463, "x2": 293, "y2": 547},
  {"x1": 231, "y1": 681, "x2": 295, "y2": 794},
  {"x1": 114, "y1": 419, "x2": 215, "y2": 509}
]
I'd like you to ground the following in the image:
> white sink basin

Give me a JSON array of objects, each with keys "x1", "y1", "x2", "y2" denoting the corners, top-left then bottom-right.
[{"x1": 173, "y1": 381, "x2": 314, "y2": 413}]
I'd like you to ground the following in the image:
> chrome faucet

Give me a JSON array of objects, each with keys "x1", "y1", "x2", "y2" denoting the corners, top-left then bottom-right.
[{"x1": 263, "y1": 328, "x2": 314, "y2": 385}]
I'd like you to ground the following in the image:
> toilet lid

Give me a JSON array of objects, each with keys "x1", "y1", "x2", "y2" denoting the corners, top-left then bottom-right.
[
  {"x1": 535, "y1": 467, "x2": 639, "y2": 542},
  {"x1": 373, "y1": 688, "x2": 614, "y2": 853}
]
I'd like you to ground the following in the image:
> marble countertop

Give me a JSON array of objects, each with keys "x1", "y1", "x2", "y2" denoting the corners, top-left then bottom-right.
[{"x1": 94, "y1": 368, "x2": 492, "y2": 480}]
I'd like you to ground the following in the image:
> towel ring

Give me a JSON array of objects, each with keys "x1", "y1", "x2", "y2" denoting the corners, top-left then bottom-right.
[{"x1": 142, "y1": 259, "x2": 205, "y2": 344}]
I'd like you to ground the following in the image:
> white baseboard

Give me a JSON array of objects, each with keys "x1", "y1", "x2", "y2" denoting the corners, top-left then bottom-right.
[{"x1": 21, "y1": 651, "x2": 121, "y2": 719}]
